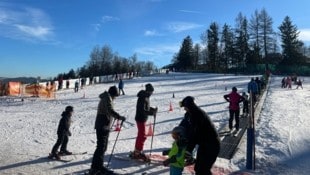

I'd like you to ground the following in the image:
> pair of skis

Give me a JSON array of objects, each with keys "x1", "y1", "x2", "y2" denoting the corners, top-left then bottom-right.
[
  {"x1": 47, "y1": 151, "x2": 87, "y2": 162},
  {"x1": 219, "y1": 129, "x2": 241, "y2": 137}
]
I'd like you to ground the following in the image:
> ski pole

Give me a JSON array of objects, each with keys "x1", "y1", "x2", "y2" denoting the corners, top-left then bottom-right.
[
  {"x1": 148, "y1": 112, "x2": 157, "y2": 164},
  {"x1": 107, "y1": 120, "x2": 124, "y2": 167},
  {"x1": 110, "y1": 118, "x2": 116, "y2": 130}
]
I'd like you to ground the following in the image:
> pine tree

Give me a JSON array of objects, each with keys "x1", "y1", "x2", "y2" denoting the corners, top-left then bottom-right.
[{"x1": 279, "y1": 16, "x2": 304, "y2": 65}]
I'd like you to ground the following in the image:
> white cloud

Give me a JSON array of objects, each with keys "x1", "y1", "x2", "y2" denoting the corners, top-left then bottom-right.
[
  {"x1": 299, "y1": 29, "x2": 310, "y2": 41},
  {"x1": 179, "y1": 9, "x2": 205, "y2": 14},
  {"x1": 144, "y1": 30, "x2": 159, "y2": 36},
  {"x1": 101, "y1": 15, "x2": 120, "y2": 23},
  {"x1": 0, "y1": 4, "x2": 54, "y2": 41},
  {"x1": 15, "y1": 25, "x2": 51, "y2": 39},
  {"x1": 166, "y1": 22, "x2": 203, "y2": 33},
  {"x1": 135, "y1": 44, "x2": 179, "y2": 56}
]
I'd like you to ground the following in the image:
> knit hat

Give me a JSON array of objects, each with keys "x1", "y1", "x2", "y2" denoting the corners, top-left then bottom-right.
[
  {"x1": 108, "y1": 86, "x2": 119, "y2": 97},
  {"x1": 172, "y1": 126, "x2": 186, "y2": 140},
  {"x1": 179, "y1": 96, "x2": 195, "y2": 108},
  {"x1": 65, "y1": 106, "x2": 74, "y2": 112},
  {"x1": 232, "y1": 87, "x2": 237, "y2": 92},
  {"x1": 145, "y1": 83, "x2": 154, "y2": 92}
]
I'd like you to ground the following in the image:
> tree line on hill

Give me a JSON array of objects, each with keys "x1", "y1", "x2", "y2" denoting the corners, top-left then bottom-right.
[
  {"x1": 56, "y1": 8, "x2": 310, "y2": 81},
  {"x1": 54, "y1": 45, "x2": 156, "y2": 81},
  {"x1": 166, "y1": 8, "x2": 310, "y2": 75}
]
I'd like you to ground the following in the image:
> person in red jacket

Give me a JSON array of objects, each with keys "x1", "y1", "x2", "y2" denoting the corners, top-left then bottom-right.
[{"x1": 224, "y1": 87, "x2": 244, "y2": 132}]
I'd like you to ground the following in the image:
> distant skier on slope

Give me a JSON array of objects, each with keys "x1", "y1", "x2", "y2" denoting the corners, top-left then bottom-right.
[{"x1": 49, "y1": 106, "x2": 74, "y2": 160}]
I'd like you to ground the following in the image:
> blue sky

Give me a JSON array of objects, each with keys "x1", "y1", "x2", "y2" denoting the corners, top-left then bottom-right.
[{"x1": 1, "y1": 0, "x2": 310, "y2": 79}]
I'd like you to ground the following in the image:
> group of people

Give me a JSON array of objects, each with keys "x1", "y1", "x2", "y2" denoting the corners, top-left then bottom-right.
[
  {"x1": 281, "y1": 76, "x2": 303, "y2": 89},
  {"x1": 49, "y1": 83, "x2": 221, "y2": 175}
]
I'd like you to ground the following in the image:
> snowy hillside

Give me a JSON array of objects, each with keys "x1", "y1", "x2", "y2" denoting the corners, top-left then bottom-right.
[{"x1": 0, "y1": 73, "x2": 309, "y2": 175}]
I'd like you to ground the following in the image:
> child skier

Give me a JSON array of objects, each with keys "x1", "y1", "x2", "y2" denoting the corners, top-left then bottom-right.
[
  {"x1": 163, "y1": 126, "x2": 188, "y2": 175},
  {"x1": 242, "y1": 92, "x2": 249, "y2": 117},
  {"x1": 49, "y1": 106, "x2": 74, "y2": 160}
]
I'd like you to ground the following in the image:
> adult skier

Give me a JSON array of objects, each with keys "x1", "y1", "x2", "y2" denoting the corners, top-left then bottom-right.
[
  {"x1": 179, "y1": 96, "x2": 220, "y2": 175},
  {"x1": 130, "y1": 83, "x2": 157, "y2": 161},
  {"x1": 89, "y1": 86, "x2": 126, "y2": 175}
]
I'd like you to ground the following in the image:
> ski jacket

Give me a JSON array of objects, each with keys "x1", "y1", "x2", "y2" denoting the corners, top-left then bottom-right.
[
  {"x1": 248, "y1": 80, "x2": 258, "y2": 94},
  {"x1": 57, "y1": 111, "x2": 72, "y2": 136},
  {"x1": 168, "y1": 141, "x2": 186, "y2": 169},
  {"x1": 94, "y1": 91, "x2": 121, "y2": 130},
  {"x1": 135, "y1": 90, "x2": 156, "y2": 122},
  {"x1": 185, "y1": 106, "x2": 220, "y2": 153},
  {"x1": 118, "y1": 80, "x2": 124, "y2": 89},
  {"x1": 224, "y1": 91, "x2": 244, "y2": 111}
]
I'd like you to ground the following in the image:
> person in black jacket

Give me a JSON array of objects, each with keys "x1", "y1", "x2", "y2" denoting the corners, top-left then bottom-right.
[
  {"x1": 131, "y1": 83, "x2": 157, "y2": 160},
  {"x1": 179, "y1": 96, "x2": 220, "y2": 175},
  {"x1": 89, "y1": 86, "x2": 126, "y2": 175},
  {"x1": 49, "y1": 106, "x2": 74, "y2": 160}
]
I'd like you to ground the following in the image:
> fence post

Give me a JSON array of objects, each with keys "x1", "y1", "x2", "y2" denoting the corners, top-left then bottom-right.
[{"x1": 246, "y1": 91, "x2": 255, "y2": 170}]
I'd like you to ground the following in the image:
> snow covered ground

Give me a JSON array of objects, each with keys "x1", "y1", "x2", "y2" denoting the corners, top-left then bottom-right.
[{"x1": 0, "y1": 72, "x2": 309, "y2": 175}]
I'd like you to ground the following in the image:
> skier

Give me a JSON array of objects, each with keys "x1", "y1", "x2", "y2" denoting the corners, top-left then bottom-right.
[
  {"x1": 49, "y1": 106, "x2": 74, "y2": 160},
  {"x1": 296, "y1": 79, "x2": 303, "y2": 89},
  {"x1": 179, "y1": 96, "x2": 220, "y2": 175},
  {"x1": 74, "y1": 80, "x2": 79, "y2": 93},
  {"x1": 89, "y1": 86, "x2": 126, "y2": 175},
  {"x1": 224, "y1": 87, "x2": 245, "y2": 132},
  {"x1": 247, "y1": 78, "x2": 258, "y2": 104},
  {"x1": 130, "y1": 83, "x2": 157, "y2": 160},
  {"x1": 118, "y1": 79, "x2": 125, "y2": 95},
  {"x1": 242, "y1": 92, "x2": 249, "y2": 117},
  {"x1": 163, "y1": 126, "x2": 188, "y2": 175}
]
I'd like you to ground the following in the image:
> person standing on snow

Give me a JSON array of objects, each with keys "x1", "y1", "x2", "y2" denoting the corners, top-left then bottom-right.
[
  {"x1": 49, "y1": 106, "x2": 74, "y2": 160},
  {"x1": 224, "y1": 87, "x2": 245, "y2": 132},
  {"x1": 179, "y1": 96, "x2": 220, "y2": 175},
  {"x1": 118, "y1": 78, "x2": 125, "y2": 95},
  {"x1": 89, "y1": 86, "x2": 126, "y2": 175},
  {"x1": 247, "y1": 78, "x2": 258, "y2": 104},
  {"x1": 242, "y1": 92, "x2": 249, "y2": 117},
  {"x1": 163, "y1": 126, "x2": 188, "y2": 175},
  {"x1": 131, "y1": 83, "x2": 157, "y2": 160}
]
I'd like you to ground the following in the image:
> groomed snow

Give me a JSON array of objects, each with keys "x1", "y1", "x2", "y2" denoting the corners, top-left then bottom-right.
[{"x1": 0, "y1": 73, "x2": 309, "y2": 175}]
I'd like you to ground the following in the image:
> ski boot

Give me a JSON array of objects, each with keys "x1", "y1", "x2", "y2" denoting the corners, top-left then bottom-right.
[
  {"x1": 129, "y1": 150, "x2": 150, "y2": 162},
  {"x1": 58, "y1": 150, "x2": 72, "y2": 156},
  {"x1": 48, "y1": 152, "x2": 60, "y2": 160}
]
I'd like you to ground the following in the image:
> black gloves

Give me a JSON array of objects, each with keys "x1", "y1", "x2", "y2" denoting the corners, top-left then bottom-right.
[
  {"x1": 184, "y1": 151, "x2": 195, "y2": 166},
  {"x1": 163, "y1": 156, "x2": 176, "y2": 166},
  {"x1": 119, "y1": 116, "x2": 126, "y2": 121},
  {"x1": 162, "y1": 149, "x2": 170, "y2": 156}
]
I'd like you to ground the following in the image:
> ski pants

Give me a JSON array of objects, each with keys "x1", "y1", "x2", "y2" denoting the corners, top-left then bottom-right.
[
  {"x1": 91, "y1": 128, "x2": 110, "y2": 170},
  {"x1": 51, "y1": 133, "x2": 69, "y2": 154},
  {"x1": 195, "y1": 144, "x2": 220, "y2": 175},
  {"x1": 229, "y1": 109, "x2": 240, "y2": 130},
  {"x1": 170, "y1": 166, "x2": 183, "y2": 175},
  {"x1": 134, "y1": 121, "x2": 147, "y2": 151}
]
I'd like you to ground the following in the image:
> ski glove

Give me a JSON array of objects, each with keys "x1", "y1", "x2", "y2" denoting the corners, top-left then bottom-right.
[
  {"x1": 163, "y1": 156, "x2": 176, "y2": 166},
  {"x1": 185, "y1": 151, "x2": 195, "y2": 165},
  {"x1": 162, "y1": 149, "x2": 170, "y2": 156},
  {"x1": 119, "y1": 116, "x2": 126, "y2": 121}
]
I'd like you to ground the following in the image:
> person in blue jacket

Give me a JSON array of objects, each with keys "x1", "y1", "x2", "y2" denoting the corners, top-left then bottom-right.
[
  {"x1": 247, "y1": 78, "x2": 258, "y2": 104},
  {"x1": 118, "y1": 79, "x2": 125, "y2": 95}
]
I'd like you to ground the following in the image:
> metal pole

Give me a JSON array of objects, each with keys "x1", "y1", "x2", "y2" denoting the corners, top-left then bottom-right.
[
  {"x1": 107, "y1": 120, "x2": 124, "y2": 167},
  {"x1": 246, "y1": 91, "x2": 254, "y2": 169},
  {"x1": 148, "y1": 113, "x2": 157, "y2": 165}
]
